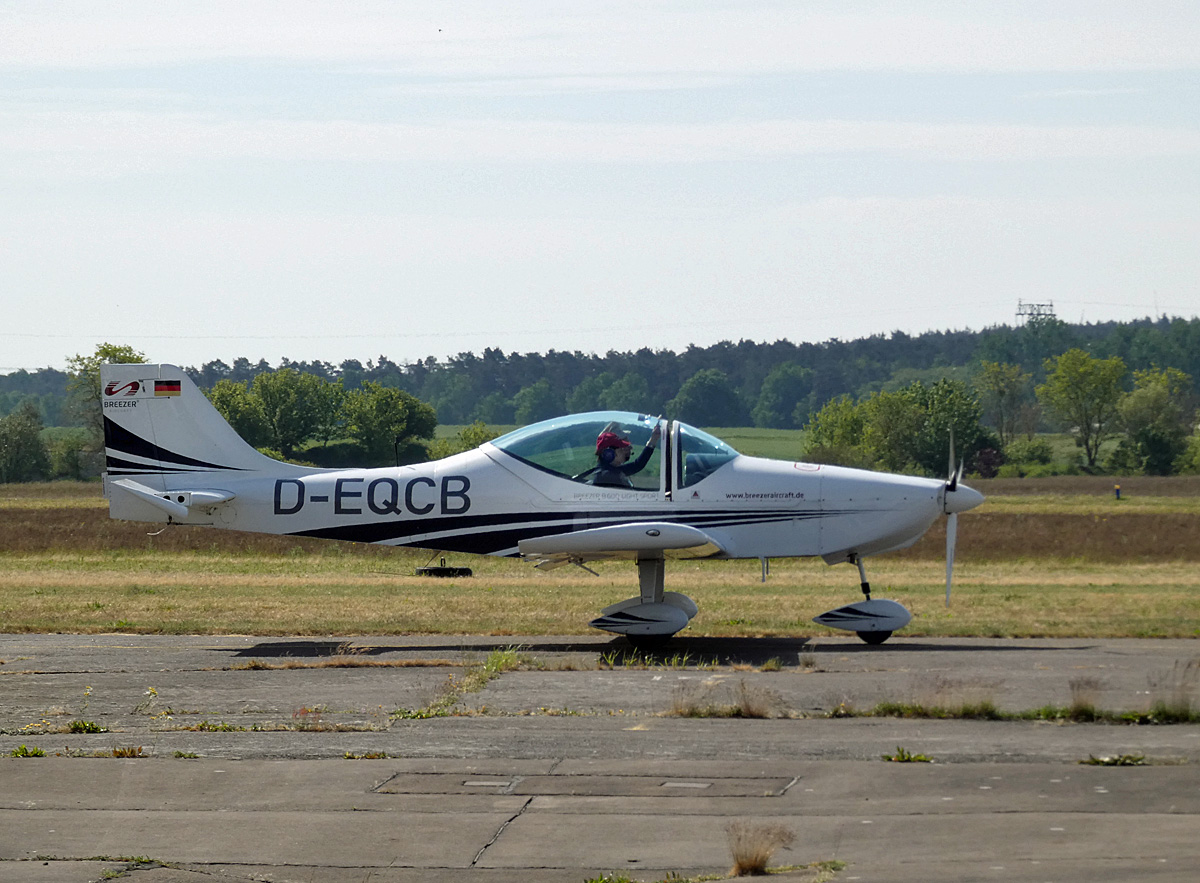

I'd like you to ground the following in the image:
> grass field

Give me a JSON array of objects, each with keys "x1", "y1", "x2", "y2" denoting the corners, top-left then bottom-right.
[{"x1": 2, "y1": 479, "x2": 1199, "y2": 638}]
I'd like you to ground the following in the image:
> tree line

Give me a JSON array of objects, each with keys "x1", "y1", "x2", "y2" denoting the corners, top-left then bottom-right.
[{"x1": 4, "y1": 316, "x2": 1200, "y2": 480}]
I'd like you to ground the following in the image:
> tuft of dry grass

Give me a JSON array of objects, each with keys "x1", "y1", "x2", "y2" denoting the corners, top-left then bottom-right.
[
  {"x1": 909, "y1": 675, "x2": 1001, "y2": 711},
  {"x1": 666, "y1": 679, "x2": 786, "y2": 719},
  {"x1": 1148, "y1": 658, "x2": 1200, "y2": 721},
  {"x1": 726, "y1": 821, "x2": 796, "y2": 876},
  {"x1": 1068, "y1": 676, "x2": 1105, "y2": 720}
]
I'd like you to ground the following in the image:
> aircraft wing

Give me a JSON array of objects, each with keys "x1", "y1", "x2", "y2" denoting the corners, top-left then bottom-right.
[{"x1": 518, "y1": 522, "x2": 724, "y2": 569}]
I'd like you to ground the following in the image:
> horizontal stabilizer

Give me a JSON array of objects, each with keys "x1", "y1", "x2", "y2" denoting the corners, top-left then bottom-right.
[
  {"x1": 519, "y1": 522, "x2": 722, "y2": 565},
  {"x1": 111, "y1": 479, "x2": 235, "y2": 520}
]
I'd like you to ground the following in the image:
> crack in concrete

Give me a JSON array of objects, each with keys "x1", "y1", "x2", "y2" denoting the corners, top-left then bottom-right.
[{"x1": 471, "y1": 796, "x2": 532, "y2": 867}]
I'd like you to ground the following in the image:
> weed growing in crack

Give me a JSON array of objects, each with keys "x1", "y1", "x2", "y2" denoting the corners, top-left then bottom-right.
[
  {"x1": 599, "y1": 649, "x2": 712, "y2": 670},
  {"x1": 882, "y1": 746, "x2": 933, "y2": 762},
  {"x1": 391, "y1": 648, "x2": 526, "y2": 720},
  {"x1": 1080, "y1": 753, "x2": 1145, "y2": 766},
  {"x1": 726, "y1": 820, "x2": 796, "y2": 876},
  {"x1": 132, "y1": 687, "x2": 159, "y2": 715},
  {"x1": 1068, "y1": 676, "x2": 1105, "y2": 721},
  {"x1": 1148, "y1": 658, "x2": 1199, "y2": 722},
  {"x1": 291, "y1": 705, "x2": 328, "y2": 731},
  {"x1": 799, "y1": 645, "x2": 819, "y2": 670},
  {"x1": 667, "y1": 679, "x2": 787, "y2": 719}
]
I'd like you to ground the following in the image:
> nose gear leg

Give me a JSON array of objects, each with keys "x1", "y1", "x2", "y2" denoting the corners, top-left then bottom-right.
[{"x1": 854, "y1": 554, "x2": 871, "y2": 600}]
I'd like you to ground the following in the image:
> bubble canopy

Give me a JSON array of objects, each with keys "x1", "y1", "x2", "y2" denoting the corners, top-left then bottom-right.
[{"x1": 489, "y1": 411, "x2": 740, "y2": 490}]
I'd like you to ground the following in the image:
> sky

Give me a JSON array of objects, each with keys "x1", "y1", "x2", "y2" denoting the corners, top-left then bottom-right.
[{"x1": 2, "y1": 1, "x2": 1199, "y2": 373}]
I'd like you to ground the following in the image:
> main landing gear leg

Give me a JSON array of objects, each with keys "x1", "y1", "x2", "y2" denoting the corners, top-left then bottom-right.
[
  {"x1": 588, "y1": 555, "x2": 697, "y2": 641},
  {"x1": 626, "y1": 555, "x2": 670, "y2": 651},
  {"x1": 638, "y1": 555, "x2": 666, "y2": 606}
]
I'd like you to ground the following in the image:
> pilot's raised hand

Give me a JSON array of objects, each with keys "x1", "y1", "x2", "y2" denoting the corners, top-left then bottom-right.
[{"x1": 648, "y1": 424, "x2": 662, "y2": 447}]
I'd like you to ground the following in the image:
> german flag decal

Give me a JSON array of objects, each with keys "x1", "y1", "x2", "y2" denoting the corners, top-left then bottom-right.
[{"x1": 154, "y1": 380, "x2": 182, "y2": 397}]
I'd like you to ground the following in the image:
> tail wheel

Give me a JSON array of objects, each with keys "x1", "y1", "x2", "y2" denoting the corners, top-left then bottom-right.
[{"x1": 857, "y1": 630, "x2": 892, "y2": 645}]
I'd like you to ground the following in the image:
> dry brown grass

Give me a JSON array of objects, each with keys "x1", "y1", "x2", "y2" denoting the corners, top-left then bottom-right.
[
  {"x1": 900, "y1": 512, "x2": 1200, "y2": 562},
  {"x1": 726, "y1": 821, "x2": 796, "y2": 875},
  {"x1": 9, "y1": 498, "x2": 1200, "y2": 564},
  {"x1": 3, "y1": 552, "x2": 1197, "y2": 637},
  {"x1": 666, "y1": 679, "x2": 787, "y2": 718},
  {"x1": 975, "y1": 475, "x2": 1200, "y2": 497},
  {"x1": 4, "y1": 481, "x2": 1200, "y2": 637}
]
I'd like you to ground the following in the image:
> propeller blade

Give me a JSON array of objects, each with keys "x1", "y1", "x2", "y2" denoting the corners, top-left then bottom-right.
[
  {"x1": 946, "y1": 429, "x2": 959, "y2": 492},
  {"x1": 945, "y1": 511, "x2": 958, "y2": 607}
]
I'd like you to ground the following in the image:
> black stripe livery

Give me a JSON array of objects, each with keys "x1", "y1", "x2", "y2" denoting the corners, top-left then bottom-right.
[{"x1": 103, "y1": 417, "x2": 247, "y2": 473}]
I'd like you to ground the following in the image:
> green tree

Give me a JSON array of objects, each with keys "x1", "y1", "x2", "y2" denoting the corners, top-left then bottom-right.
[
  {"x1": 1175, "y1": 421, "x2": 1200, "y2": 475},
  {"x1": 46, "y1": 428, "x2": 90, "y2": 480},
  {"x1": 599, "y1": 373, "x2": 652, "y2": 412},
  {"x1": 472, "y1": 391, "x2": 514, "y2": 424},
  {"x1": 860, "y1": 388, "x2": 926, "y2": 472},
  {"x1": 667, "y1": 368, "x2": 745, "y2": 426},
  {"x1": 802, "y1": 395, "x2": 874, "y2": 468},
  {"x1": 426, "y1": 421, "x2": 501, "y2": 460},
  {"x1": 343, "y1": 381, "x2": 437, "y2": 465},
  {"x1": 512, "y1": 380, "x2": 561, "y2": 424},
  {"x1": 804, "y1": 380, "x2": 992, "y2": 475},
  {"x1": 0, "y1": 401, "x2": 51, "y2": 482},
  {"x1": 1109, "y1": 368, "x2": 1192, "y2": 475},
  {"x1": 565, "y1": 373, "x2": 617, "y2": 412},
  {"x1": 752, "y1": 363, "x2": 814, "y2": 429},
  {"x1": 422, "y1": 370, "x2": 476, "y2": 424},
  {"x1": 307, "y1": 377, "x2": 347, "y2": 448},
  {"x1": 976, "y1": 361, "x2": 1031, "y2": 448},
  {"x1": 1036, "y1": 349, "x2": 1127, "y2": 468},
  {"x1": 206, "y1": 379, "x2": 272, "y2": 448},
  {"x1": 249, "y1": 368, "x2": 332, "y2": 457},
  {"x1": 65, "y1": 343, "x2": 147, "y2": 445},
  {"x1": 900, "y1": 379, "x2": 993, "y2": 476}
]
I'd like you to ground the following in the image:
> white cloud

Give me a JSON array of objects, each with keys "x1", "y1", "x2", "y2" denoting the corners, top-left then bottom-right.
[
  {"x1": 2, "y1": 2, "x2": 1197, "y2": 74},
  {"x1": 2, "y1": 112, "x2": 1198, "y2": 181}
]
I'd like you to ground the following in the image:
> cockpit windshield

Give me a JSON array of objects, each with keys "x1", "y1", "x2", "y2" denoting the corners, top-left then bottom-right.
[
  {"x1": 489, "y1": 411, "x2": 739, "y2": 491},
  {"x1": 677, "y1": 423, "x2": 739, "y2": 488}
]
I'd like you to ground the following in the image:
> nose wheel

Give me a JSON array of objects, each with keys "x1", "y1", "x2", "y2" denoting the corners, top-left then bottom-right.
[{"x1": 812, "y1": 555, "x2": 911, "y2": 645}]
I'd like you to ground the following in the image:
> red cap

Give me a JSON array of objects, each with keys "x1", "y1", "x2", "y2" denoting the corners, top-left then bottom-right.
[{"x1": 596, "y1": 431, "x2": 632, "y2": 454}]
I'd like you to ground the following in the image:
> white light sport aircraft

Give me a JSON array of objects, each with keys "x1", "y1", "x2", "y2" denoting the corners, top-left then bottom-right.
[{"x1": 100, "y1": 364, "x2": 984, "y2": 644}]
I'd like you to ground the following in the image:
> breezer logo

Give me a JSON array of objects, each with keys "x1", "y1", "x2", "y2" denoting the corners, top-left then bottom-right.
[{"x1": 104, "y1": 381, "x2": 141, "y2": 397}]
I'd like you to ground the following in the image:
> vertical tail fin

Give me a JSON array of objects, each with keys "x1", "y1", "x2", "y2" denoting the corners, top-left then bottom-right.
[{"x1": 100, "y1": 363, "x2": 284, "y2": 487}]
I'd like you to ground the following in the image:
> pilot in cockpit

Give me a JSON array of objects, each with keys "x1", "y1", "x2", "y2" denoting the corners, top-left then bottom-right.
[{"x1": 591, "y1": 421, "x2": 661, "y2": 488}]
